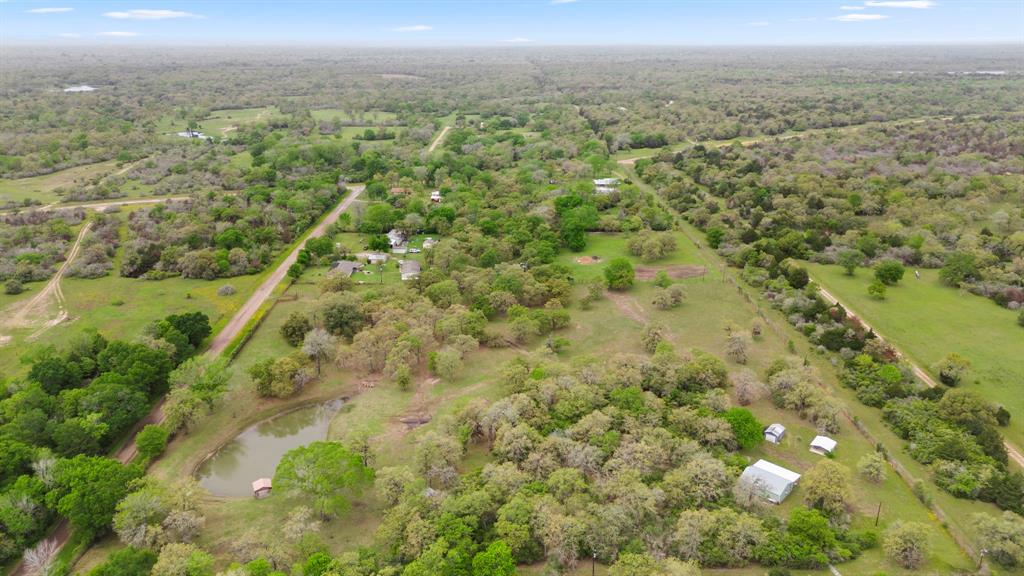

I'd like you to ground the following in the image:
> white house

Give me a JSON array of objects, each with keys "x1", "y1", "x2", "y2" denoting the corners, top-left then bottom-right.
[
  {"x1": 809, "y1": 436, "x2": 838, "y2": 456},
  {"x1": 764, "y1": 423, "x2": 786, "y2": 444},
  {"x1": 430, "y1": 190, "x2": 442, "y2": 203},
  {"x1": 739, "y1": 459, "x2": 801, "y2": 504}
]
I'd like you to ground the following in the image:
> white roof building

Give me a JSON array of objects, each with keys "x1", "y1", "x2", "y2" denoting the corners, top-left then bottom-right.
[
  {"x1": 739, "y1": 459, "x2": 800, "y2": 504},
  {"x1": 809, "y1": 436, "x2": 838, "y2": 456},
  {"x1": 764, "y1": 423, "x2": 786, "y2": 444},
  {"x1": 430, "y1": 190, "x2": 442, "y2": 202},
  {"x1": 387, "y1": 229, "x2": 405, "y2": 247}
]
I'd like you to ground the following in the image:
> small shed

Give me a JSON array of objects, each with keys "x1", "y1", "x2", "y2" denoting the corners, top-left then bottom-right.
[
  {"x1": 422, "y1": 238, "x2": 437, "y2": 249},
  {"x1": 360, "y1": 252, "x2": 388, "y2": 265},
  {"x1": 430, "y1": 190, "x2": 442, "y2": 203},
  {"x1": 387, "y1": 229, "x2": 405, "y2": 248},
  {"x1": 764, "y1": 423, "x2": 786, "y2": 444},
  {"x1": 399, "y1": 259, "x2": 422, "y2": 281},
  {"x1": 252, "y1": 478, "x2": 272, "y2": 499},
  {"x1": 739, "y1": 459, "x2": 800, "y2": 504},
  {"x1": 809, "y1": 435, "x2": 838, "y2": 456}
]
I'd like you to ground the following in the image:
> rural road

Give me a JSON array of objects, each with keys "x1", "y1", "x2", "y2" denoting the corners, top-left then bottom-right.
[
  {"x1": 815, "y1": 284, "x2": 1024, "y2": 470},
  {"x1": 427, "y1": 125, "x2": 451, "y2": 153},
  {"x1": 206, "y1": 184, "x2": 365, "y2": 356},
  {"x1": 0, "y1": 195, "x2": 192, "y2": 216},
  {"x1": 7, "y1": 186, "x2": 366, "y2": 576}
]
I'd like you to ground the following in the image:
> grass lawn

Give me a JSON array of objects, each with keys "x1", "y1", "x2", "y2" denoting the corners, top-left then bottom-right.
[
  {"x1": 807, "y1": 263, "x2": 1024, "y2": 449},
  {"x1": 0, "y1": 160, "x2": 122, "y2": 205},
  {"x1": 554, "y1": 231, "x2": 707, "y2": 284},
  {"x1": 153, "y1": 106, "x2": 280, "y2": 137},
  {"x1": 310, "y1": 109, "x2": 399, "y2": 124}
]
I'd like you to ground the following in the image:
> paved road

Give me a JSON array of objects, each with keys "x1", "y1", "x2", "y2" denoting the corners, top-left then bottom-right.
[
  {"x1": 427, "y1": 125, "x2": 451, "y2": 153},
  {"x1": 816, "y1": 284, "x2": 1024, "y2": 470}
]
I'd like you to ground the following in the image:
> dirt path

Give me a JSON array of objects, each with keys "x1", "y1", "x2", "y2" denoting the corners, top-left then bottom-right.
[
  {"x1": 4, "y1": 221, "x2": 91, "y2": 335},
  {"x1": 206, "y1": 185, "x2": 364, "y2": 357},
  {"x1": 816, "y1": 284, "x2": 1024, "y2": 470},
  {"x1": 427, "y1": 125, "x2": 451, "y2": 153},
  {"x1": 0, "y1": 195, "x2": 192, "y2": 216},
  {"x1": 605, "y1": 290, "x2": 647, "y2": 324}
]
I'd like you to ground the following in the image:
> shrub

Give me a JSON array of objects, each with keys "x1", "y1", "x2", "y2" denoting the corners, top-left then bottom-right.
[
  {"x1": 867, "y1": 280, "x2": 887, "y2": 300},
  {"x1": 4, "y1": 278, "x2": 24, "y2": 294},
  {"x1": 216, "y1": 284, "x2": 236, "y2": 296},
  {"x1": 88, "y1": 547, "x2": 157, "y2": 576},
  {"x1": 136, "y1": 424, "x2": 170, "y2": 461},
  {"x1": 874, "y1": 260, "x2": 905, "y2": 286},
  {"x1": 722, "y1": 408, "x2": 763, "y2": 449},
  {"x1": 604, "y1": 257, "x2": 635, "y2": 291},
  {"x1": 280, "y1": 312, "x2": 312, "y2": 347},
  {"x1": 882, "y1": 521, "x2": 929, "y2": 569},
  {"x1": 857, "y1": 451, "x2": 887, "y2": 483}
]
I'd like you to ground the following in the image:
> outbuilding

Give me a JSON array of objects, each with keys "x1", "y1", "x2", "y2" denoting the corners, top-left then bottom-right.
[
  {"x1": 399, "y1": 259, "x2": 422, "y2": 281},
  {"x1": 809, "y1": 435, "x2": 838, "y2": 456},
  {"x1": 739, "y1": 459, "x2": 800, "y2": 504},
  {"x1": 330, "y1": 260, "x2": 364, "y2": 278},
  {"x1": 764, "y1": 423, "x2": 786, "y2": 444},
  {"x1": 252, "y1": 478, "x2": 272, "y2": 499}
]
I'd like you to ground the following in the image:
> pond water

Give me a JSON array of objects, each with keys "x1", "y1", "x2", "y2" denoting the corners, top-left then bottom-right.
[{"x1": 195, "y1": 398, "x2": 344, "y2": 497}]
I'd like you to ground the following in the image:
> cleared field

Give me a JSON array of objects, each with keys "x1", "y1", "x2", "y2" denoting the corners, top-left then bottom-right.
[
  {"x1": 554, "y1": 231, "x2": 706, "y2": 283},
  {"x1": 154, "y1": 106, "x2": 280, "y2": 137},
  {"x1": 807, "y1": 264, "x2": 1024, "y2": 449},
  {"x1": 310, "y1": 108, "x2": 399, "y2": 124},
  {"x1": 0, "y1": 160, "x2": 121, "y2": 205}
]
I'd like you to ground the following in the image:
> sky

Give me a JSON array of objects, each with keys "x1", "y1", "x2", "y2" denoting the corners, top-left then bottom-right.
[{"x1": 0, "y1": 0, "x2": 1022, "y2": 46}]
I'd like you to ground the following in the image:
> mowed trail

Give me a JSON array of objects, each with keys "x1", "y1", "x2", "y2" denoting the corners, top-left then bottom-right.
[
  {"x1": 427, "y1": 125, "x2": 451, "y2": 153},
  {"x1": 815, "y1": 284, "x2": 1024, "y2": 470},
  {"x1": 4, "y1": 221, "x2": 91, "y2": 336}
]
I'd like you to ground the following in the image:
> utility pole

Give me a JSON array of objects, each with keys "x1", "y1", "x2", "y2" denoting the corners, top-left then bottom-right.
[{"x1": 874, "y1": 501, "x2": 882, "y2": 526}]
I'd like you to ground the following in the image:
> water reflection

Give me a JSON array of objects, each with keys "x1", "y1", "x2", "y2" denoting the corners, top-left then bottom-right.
[{"x1": 196, "y1": 398, "x2": 344, "y2": 497}]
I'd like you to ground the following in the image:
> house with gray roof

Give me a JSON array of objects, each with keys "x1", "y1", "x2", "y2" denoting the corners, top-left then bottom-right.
[
  {"x1": 330, "y1": 260, "x2": 364, "y2": 278},
  {"x1": 399, "y1": 259, "x2": 421, "y2": 281}
]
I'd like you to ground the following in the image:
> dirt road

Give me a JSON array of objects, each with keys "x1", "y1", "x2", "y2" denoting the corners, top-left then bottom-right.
[
  {"x1": 4, "y1": 221, "x2": 91, "y2": 335},
  {"x1": 427, "y1": 125, "x2": 451, "y2": 153},
  {"x1": 0, "y1": 195, "x2": 192, "y2": 216},
  {"x1": 206, "y1": 184, "x2": 364, "y2": 357},
  {"x1": 816, "y1": 284, "x2": 1024, "y2": 470}
]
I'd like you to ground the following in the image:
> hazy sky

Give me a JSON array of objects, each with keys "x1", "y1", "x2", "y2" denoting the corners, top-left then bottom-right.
[{"x1": 1, "y1": 0, "x2": 1022, "y2": 46}]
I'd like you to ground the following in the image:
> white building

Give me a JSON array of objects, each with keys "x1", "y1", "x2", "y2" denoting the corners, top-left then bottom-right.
[
  {"x1": 809, "y1": 436, "x2": 838, "y2": 456},
  {"x1": 387, "y1": 229, "x2": 405, "y2": 248},
  {"x1": 430, "y1": 190, "x2": 442, "y2": 203},
  {"x1": 739, "y1": 459, "x2": 801, "y2": 504},
  {"x1": 764, "y1": 423, "x2": 786, "y2": 444},
  {"x1": 593, "y1": 177, "x2": 620, "y2": 195}
]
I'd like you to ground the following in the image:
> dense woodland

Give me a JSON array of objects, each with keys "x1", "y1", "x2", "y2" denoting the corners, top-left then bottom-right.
[{"x1": 1, "y1": 46, "x2": 1023, "y2": 576}]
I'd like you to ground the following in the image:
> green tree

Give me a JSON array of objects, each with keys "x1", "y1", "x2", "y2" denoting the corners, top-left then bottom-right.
[
  {"x1": 604, "y1": 257, "x2": 635, "y2": 291},
  {"x1": 273, "y1": 441, "x2": 374, "y2": 519},
  {"x1": 722, "y1": 408, "x2": 763, "y2": 450},
  {"x1": 87, "y1": 547, "x2": 157, "y2": 576},
  {"x1": 49, "y1": 455, "x2": 142, "y2": 538},
  {"x1": 874, "y1": 260, "x2": 905, "y2": 286},
  {"x1": 280, "y1": 312, "x2": 311, "y2": 347},
  {"x1": 883, "y1": 521, "x2": 929, "y2": 569},
  {"x1": 301, "y1": 328, "x2": 336, "y2": 376},
  {"x1": 151, "y1": 543, "x2": 214, "y2": 576},
  {"x1": 867, "y1": 280, "x2": 887, "y2": 300},
  {"x1": 471, "y1": 541, "x2": 516, "y2": 576},
  {"x1": 136, "y1": 425, "x2": 170, "y2": 461},
  {"x1": 706, "y1": 227, "x2": 725, "y2": 249},
  {"x1": 165, "y1": 312, "x2": 211, "y2": 348},
  {"x1": 936, "y1": 352, "x2": 971, "y2": 386},
  {"x1": 837, "y1": 249, "x2": 864, "y2": 276},
  {"x1": 939, "y1": 252, "x2": 978, "y2": 287}
]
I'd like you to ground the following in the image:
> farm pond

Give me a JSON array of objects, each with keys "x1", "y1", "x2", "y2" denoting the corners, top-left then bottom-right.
[{"x1": 195, "y1": 398, "x2": 344, "y2": 497}]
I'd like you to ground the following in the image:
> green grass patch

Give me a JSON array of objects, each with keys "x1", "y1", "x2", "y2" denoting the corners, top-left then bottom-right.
[
  {"x1": 0, "y1": 160, "x2": 121, "y2": 205},
  {"x1": 807, "y1": 263, "x2": 1024, "y2": 449}
]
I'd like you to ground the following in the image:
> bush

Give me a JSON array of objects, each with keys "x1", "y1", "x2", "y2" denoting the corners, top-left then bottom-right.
[
  {"x1": 1018, "y1": 309, "x2": 1024, "y2": 328},
  {"x1": 604, "y1": 257, "x2": 635, "y2": 291},
  {"x1": 874, "y1": 260, "x2": 905, "y2": 286},
  {"x1": 136, "y1": 424, "x2": 170, "y2": 461},
  {"x1": 882, "y1": 521, "x2": 929, "y2": 569},
  {"x1": 280, "y1": 312, "x2": 312, "y2": 347},
  {"x1": 216, "y1": 284, "x2": 236, "y2": 296},
  {"x1": 722, "y1": 408, "x2": 763, "y2": 449},
  {"x1": 88, "y1": 547, "x2": 157, "y2": 576},
  {"x1": 4, "y1": 278, "x2": 24, "y2": 294},
  {"x1": 867, "y1": 280, "x2": 887, "y2": 300}
]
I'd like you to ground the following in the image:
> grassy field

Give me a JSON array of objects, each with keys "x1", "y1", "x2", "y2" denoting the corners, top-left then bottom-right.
[
  {"x1": 554, "y1": 231, "x2": 707, "y2": 283},
  {"x1": 154, "y1": 106, "x2": 280, "y2": 137},
  {"x1": 310, "y1": 109, "x2": 399, "y2": 124},
  {"x1": 0, "y1": 160, "x2": 123, "y2": 205},
  {"x1": 807, "y1": 263, "x2": 1024, "y2": 449},
  {"x1": 67, "y1": 229, "x2": 986, "y2": 575}
]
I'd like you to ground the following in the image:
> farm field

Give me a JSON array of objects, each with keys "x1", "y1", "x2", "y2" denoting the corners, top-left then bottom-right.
[
  {"x1": 807, "y1": 264, "x2": 1024, "y2": 449},
  {"x1": 0, "y1": 160, "x2": 123, "y2": 205},
  {"x1": 310, "y1": 109, "x2": 400, "y2": 124},
  {"x1": 153, "y1": 106, "x2": 280, "y2": 137}
]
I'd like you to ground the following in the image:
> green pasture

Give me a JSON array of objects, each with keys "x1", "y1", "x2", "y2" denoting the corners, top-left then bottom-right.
[{"x1": 807, "y1": 263, "x2": 1024, "y2": 449}]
